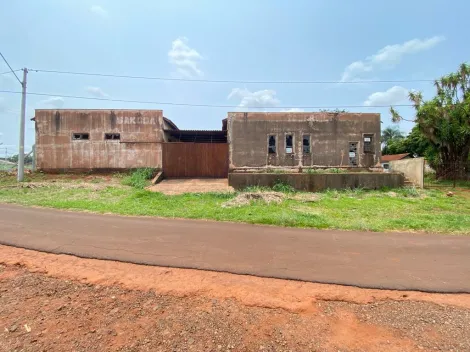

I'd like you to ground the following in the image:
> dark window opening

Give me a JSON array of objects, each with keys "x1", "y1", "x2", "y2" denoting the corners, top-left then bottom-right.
[
  {"x1": 303, "y1": 135, "x2": 310, "y2": 154},
  {"x1": 268, "y1": 135, "x2": 276, "y2": 154},
  {"x1": 285, "y1": 134, "x2": 293, "y2": 154},
  {"x1": 72, "y1": 133, "x2": 89, "y2": 140},
  {"x1": 363, "y1": 134, "x2": 374, "y2": 153},
  {"x1": 105, "y1": 133, "x2": 121, "y2": 140},
  {"x1": 349, "y1": 142, "x2": 358, "y2": 166}
]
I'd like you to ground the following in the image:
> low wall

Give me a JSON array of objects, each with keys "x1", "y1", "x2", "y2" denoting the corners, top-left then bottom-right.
[
  {"x1": 229, "y1": 172, "x2": 405, "y2": 191},
  {"x1": 389, "y1": 158, "x2": 424, "y2": 188}
]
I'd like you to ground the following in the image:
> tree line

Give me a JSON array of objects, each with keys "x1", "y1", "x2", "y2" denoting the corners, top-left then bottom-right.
[{"x1": 4, "y1": 154, "x2": 34, "y2": 164}]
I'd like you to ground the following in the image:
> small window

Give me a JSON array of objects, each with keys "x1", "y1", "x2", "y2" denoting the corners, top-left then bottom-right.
[
  {"x1": 268, "y1": 135, "x2": 276, "y2": 154},
  {"x1": 285, "y1": 134, "x2": 293, "y2": 154},
  {"x1": 363, "y1": 134, "x2": 374, "y2": 153},
  {"x1": 105, "y1": 133, "x2": 120, "y2": 140},
  {"x1": 303, "y1": 135, "x2": 310, "y2": 154},
  {"x1": 72, "y1": 133, "x2": 89, "y2": 140}
]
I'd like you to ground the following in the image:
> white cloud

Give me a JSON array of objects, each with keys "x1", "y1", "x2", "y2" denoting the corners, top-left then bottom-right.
[
  {"x1": 364, "y1": 86, "x2": 409, "y2": 106},
  {"x1": 341, "y1": 36, "x2": 445, "y2": 81},
  {"x1": 39, "y1": 97, "x2": 64, "y2": 108},
  {"x1": 86, "y1": 86, "x2": 109, "y2": 98},
  {"x1": 281, "y1": 108, "x2": 304, "y2": 112},
  {"x1": 90, "y1": 5, "x2": 108, "y2": 17},
  {"x1": 168, "y1": 37, "x2": 204, "y2": 77},
  {"x1": 228, "y1": 88, "x2": 280, "y2": 108}
]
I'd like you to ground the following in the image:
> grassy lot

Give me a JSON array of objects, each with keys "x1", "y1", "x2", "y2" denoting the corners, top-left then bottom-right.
[{"x1": 1, "y1": 171, "x2": 470, "y2": 234}]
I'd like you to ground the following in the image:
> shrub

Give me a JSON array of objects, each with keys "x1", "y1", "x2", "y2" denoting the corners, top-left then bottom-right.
[
  {"x1": 272, "y1": 180, "x2": 296, "y2": 193},
  {"x1": 121, "y1": 168, "x2": 156, "y2": 189},
  {"x1": 326, "y1": 168, "x2": 345, "y2": 174},
  {"x1": 305, "y1": 168, "x2": 322, "y2": 174},
  {"x1": 398, "y1": 186, "x2": 420, "y2": 197}
]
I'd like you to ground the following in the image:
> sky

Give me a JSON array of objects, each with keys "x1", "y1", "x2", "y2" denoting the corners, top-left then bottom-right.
[{"x1": 1, "y1": 0, "x2": 469, "y2": 156}]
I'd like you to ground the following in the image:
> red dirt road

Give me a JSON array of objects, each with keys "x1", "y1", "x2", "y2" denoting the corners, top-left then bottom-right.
[
  {"x1": 0, "y1": 204, "x2": 469, "y2": 292},
  {"x1": 1, "y1": 246, "x2": 470, "y2": 352}
]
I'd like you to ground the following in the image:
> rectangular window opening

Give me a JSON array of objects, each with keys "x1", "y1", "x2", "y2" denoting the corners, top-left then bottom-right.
[
  {"x1": 105, "y1": 133, "x2": 121, "y2": 140},
  {"x1": 303, "y1": 135, "x2": 310, "y2": 154},
  {"x1": 285, "y1": 134, "x2": 293, "y2": 154},
  {"x1": 363, "y1": 134, "x2": 374, "y2": 153},
  {"x1": 349, "y1": 142, "x2": 358, "y2": 166},
  {"x1": 72, "y1": 133, "x2": 89, "y2": 140},
  {"x1": 268, "y1": 135, "x2": 276, "y2": 154}
]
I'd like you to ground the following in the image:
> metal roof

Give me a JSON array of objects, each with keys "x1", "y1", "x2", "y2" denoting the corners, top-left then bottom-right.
[{"x1": 381, "y1": 153, "x2": 410, "y2": 162}]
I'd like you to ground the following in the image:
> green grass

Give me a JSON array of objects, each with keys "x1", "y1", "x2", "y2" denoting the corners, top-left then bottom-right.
[
  {"x1": 120, "y1": 168, "x2": 156, "y2": 189},
  {"x1": 424, "y1": 173, "x2": 470, "y2": 188},
  {"x1": 1, "y1": 172, "x2": 470, "y2": 234}
]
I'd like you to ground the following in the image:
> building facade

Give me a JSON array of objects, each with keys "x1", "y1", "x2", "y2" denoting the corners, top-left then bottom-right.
[
  {"x1": 34, "y1": 109, "x2": 175, "y2": 171},
  {"x1": 34, "y1": 109, "x2": 381, "y2": 174},
  {"x1": 227, "y1": 112, "x2": 381, "y2": 170}
]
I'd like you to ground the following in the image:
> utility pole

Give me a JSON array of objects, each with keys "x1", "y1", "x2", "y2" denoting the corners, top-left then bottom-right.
[{"x1": 17, "y1": 68, "x2": 28, "y2": 182}]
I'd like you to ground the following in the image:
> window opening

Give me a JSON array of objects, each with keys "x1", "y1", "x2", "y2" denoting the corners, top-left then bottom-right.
[
  {"x1": 285, "y1": 134, "x2": 293, "y2": 154},
  {"x1": 349, "y1": 142, "x2": 358, "y2": 166},
  {"x1": 303, "y1": 135, "x2": 310, "y2": 153},
  {"x1": 105, "y1": 133, "x2": 120, "y2": 140},
  {"x1": 72, "y1": 133, "x2": 89, "y2": 140},
  {"x1": 268, "y1": 135, "x2": 276, "y2": 154},
  {"x1": 363, "y1": 134, "x2": 374, "y2": 153}
]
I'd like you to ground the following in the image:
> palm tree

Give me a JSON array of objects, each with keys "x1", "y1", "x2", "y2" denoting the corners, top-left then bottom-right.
[{"x1": 381, "y1": 126, "x2": 404, "y2": 146}]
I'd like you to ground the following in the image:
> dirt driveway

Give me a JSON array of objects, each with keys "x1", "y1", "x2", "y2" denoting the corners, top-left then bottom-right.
[
  {"x1": 1, "y1": 245, "x2": 470, "y2": 352},
  {"x1": 148, "y1": 178, "x2": 233, "y2": 195}
]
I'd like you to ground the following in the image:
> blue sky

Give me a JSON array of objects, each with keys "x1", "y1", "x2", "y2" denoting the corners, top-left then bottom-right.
[{"x1": 1, "y1": 0, "x2": 469, "y2": 155}]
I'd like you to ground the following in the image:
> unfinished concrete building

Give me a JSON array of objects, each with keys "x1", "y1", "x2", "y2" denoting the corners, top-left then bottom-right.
[
  {"x1": 227, "y1": 112, "x2": 381, "y2": 170},
  {"x1": 34, "y1": 109, "x2": 177, "y2": 171},
  {"x1": 33, "y1": 109, "x2": 381, "y2": 177}
]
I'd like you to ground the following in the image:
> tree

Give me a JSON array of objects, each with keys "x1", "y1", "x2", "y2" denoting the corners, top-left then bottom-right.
[
  {"x1": 381, "y1": 126, "x2": 404, "y2": 146},
  {"x1": 391, "y1": 63, "x2": 470, "y2": 178},
  {"x1": 7, "y1": 154, "x2": 33, "y2": 164},
  {"x1": 403, "y1": 125, "x2": 436, "y2": 159},
  {"x1": 382, "y1": 137, "x2": 407, "y2": 155}
]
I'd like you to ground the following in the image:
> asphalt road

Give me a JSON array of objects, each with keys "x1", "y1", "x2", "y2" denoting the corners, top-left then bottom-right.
[{"x1": 0, "y1": 204, "x2": 469, "y2": 293}]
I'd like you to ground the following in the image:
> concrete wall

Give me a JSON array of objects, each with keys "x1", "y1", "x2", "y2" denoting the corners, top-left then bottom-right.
[
  {"x1": 389, "y1": 158, "x2": 424, "y2": 188},
  {"x1": 229, "y1": 172, "x2": 404, "y2": 191},
  {"x1": 35, "y1": 109, "x2": 164, "y2": 171},
  {"x1": 227, "y1": 112, "x2": 381, "y2": 170}
]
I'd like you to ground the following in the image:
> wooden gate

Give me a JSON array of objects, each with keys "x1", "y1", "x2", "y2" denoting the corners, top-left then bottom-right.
[{"x1": 162, "y1": 143, "x2": 229, "y2": 178}]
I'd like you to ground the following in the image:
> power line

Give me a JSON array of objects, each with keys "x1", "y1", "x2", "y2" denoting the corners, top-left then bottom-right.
[
  {"x1": 31, "y1": 68, "x2": 435, "y2": 85},
  {"x1": 1, "y1": 69, "x2": 21, "y2": 75},
  {"x1": 0, "y1": 89, "x2": 415, "y2": 109},
  {"x1": 0, "y1": 52, "x2": 21, "y2": 84}
]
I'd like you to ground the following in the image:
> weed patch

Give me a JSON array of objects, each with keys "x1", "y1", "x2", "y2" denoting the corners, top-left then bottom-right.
[
  {"x1": 121, "y1": 168, "x2": 156, "y2": 189},
  {"x1": 0, "y1": 173, "x2": 469, "y2": 234}
]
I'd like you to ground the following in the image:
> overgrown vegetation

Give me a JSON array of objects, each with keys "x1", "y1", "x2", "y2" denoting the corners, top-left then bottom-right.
[
  {"x1": 271, "y1": 180, "x2": 296, "y2": 193},
  {"x1": 304, "y1": 168, "x2": 348, "y2": 174},
  {"x1": 120, "y1": 168, "x2": 156, "y2": 189},
  {"x1": 381, "y1": 125, "x2": 435, "y2": 159},
  {"x1": 1, "y1": 172, "x2": 469, "y2": 234},
  {"x1": 4, "y1": 154, "x2": 34, "y2": 164},
  {"x1": 390, "y1": 63, "x2": 470, "y2": 178}
]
